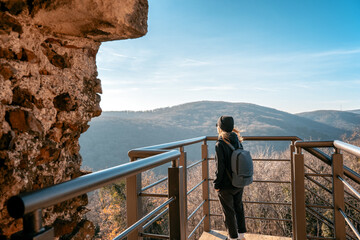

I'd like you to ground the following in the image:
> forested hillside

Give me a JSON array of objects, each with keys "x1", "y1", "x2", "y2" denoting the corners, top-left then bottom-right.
[
  {"x1": 82, "y1": 102, "x2": 360, "y2": 239},
  {"x1": 297, "y1": 110, "x2": 360, "y2": 131},
  {"x1": 349, "y1": 109, "x2": 360, "y2": 114},
  {"x1": 79, "y1": 101, "x2": 353, "y2": 171}
]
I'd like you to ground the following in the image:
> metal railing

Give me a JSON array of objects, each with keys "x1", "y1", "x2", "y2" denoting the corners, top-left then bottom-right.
[
  {"x1": 294, "y1": 140, "x2": 360, "y2": 240},
  {"x1": 126, "y1": 136, "x2": 302, "y2": 240},
  {"x1": 6, "y1": 136, "x2": 360, "y2": 240},
  {"x1": 208, "y1": 136, "x2": 307, "y2": 239},
  {"x1": 7, "y1": 150, "x2": 181, "y2": 239},
  {"x1": 126, "y1": 136, "x2": 207, "y2": 240}
]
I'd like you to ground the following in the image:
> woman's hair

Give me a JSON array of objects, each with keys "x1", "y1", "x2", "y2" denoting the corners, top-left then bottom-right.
[{"x1": 217, "y1": 126, "x2": 243, "y2": 142}]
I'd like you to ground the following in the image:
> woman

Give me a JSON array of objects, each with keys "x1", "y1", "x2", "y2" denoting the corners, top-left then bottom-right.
[{"x1": 214, "y1": 116, "x2": 246, "y2": 240}]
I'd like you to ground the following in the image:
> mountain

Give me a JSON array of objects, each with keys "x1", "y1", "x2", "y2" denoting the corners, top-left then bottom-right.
[
  {"x1": 349, "y1": 109, "x2": 360, "y2": 115},
  {"x1": 297, "y1": 110, "x2": 360, "y2": 131},
  {"x1": 79, "y1": 101, "x2": 352, "y2": 171}
]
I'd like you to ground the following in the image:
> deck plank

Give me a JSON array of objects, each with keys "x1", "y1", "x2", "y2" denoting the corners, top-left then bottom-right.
[{"x1": 199, "y1": 230, "x2": 292, "y2": 240}]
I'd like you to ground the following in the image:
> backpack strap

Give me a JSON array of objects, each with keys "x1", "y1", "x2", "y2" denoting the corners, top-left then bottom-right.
[
  {"x1": 221, "y1": 139, "x2": 235, "y2": 181},
  {"x1": 222, "y1": 139, "x2": 235, "y2": 151},
  {"x1": 222, "y1": 138, "x2": 244, "y2": 150}
]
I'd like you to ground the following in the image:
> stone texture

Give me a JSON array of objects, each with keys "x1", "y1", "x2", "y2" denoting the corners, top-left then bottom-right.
[
  {"x1": 5, "y1": 108, "x2": 43, "y2": 135},
  {"x1": 0, "y1": 0, "x2": 148, "y2": 239},
  {"x1": 0, "y1": 12, "x2": 23, "y2": 34},
  {"x1": 0, "y1": 131, "x2": 13, "y2": 150},
  {"x1": 30, "y1": 0, "x2": 148, "y2": 42},
  {"x1": 0, "y1": 63, "x2": 16, "y2": 80},
  {"x1": 62, "y1": 219, "x2": 95, "y2": 240},
  {"x1": 0, "y1": 0, "x2": 27, "y2": 16}
]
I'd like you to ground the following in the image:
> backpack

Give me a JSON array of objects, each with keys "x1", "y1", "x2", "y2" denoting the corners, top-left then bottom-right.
[{"x1": 223, "y1": 140, "x2": 253, "y2": 188}]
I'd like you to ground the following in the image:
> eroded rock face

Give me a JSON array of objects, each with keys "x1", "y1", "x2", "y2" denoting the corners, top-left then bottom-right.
[{"x1": 0, "y1": 0, "x2": 148, "y2": 239}]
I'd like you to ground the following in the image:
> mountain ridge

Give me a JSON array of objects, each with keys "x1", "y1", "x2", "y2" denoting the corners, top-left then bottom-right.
[
  {"x1": 296, "y1": 109, "x2": 360, "y2": 131},
  {"x1": 80, "y1": 101, "x2": 355, "y2": 171}
]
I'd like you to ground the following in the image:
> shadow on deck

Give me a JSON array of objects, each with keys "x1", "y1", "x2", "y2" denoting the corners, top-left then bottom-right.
[{"x1": 199, "y1": 230, "x2": 292, "y2": 240}]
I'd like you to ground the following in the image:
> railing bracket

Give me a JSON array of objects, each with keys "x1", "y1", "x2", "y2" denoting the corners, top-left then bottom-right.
[{"x1": 11, "y1": 227, "x2": 54, "y2": 240}]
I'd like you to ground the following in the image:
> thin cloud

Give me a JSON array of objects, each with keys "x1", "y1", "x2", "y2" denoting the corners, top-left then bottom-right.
[
  {"x1": 310, "y1": 48, "x2": 360, "y2": 58},
  {"x1": 98, "y1": 67, "x2": 113, "y2": 71},
  {"x1": 300, "y1": 79, "x2": 360, "y2": 87},
  {"x1": 350, "y1": 79, "x2": 360, "y2": 85},
  {"x1": 105, "y1": 87, "x2": 140, "y2": 93},
  {"x1": 101, "y1": 79, "x2": 135, "y2": 86},
  {"x1": 188, "y1": 86, "x2": 233, "y2": 91},
  {"x1": 253, "y1": 87, "x2": 279, "y2": 92},
  {"x1": 112, "y1": 53, "x2": 137, "y2": 59},
  {"x1": 241, "y1": 47, "x2": 360, "y2": 64},
  {"x1": 145, "y1": 78, "x2": 180, "y2": 84},
  {"x1": 179, "y1": 58, "x2": 210, "y2": 67}
]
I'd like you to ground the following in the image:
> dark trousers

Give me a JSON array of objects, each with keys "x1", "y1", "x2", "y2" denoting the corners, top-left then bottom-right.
[{"x1": 217, "y1": 188, "x2": 246, "y2": 238}]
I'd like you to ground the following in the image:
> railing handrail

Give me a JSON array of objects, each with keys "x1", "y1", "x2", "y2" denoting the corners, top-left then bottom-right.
[
  {"x1": 114, "y1": 197, "x2": 175, "y2": 240},
  {"x1": 206, "y1": 136, "x2": 300, "y2": 141},
  {"x1": 7, "y1": 150, "x2": 180, "y2": 219},
  {"x1": 339, "y1": 208, "x2": 360, "y2": 239},
  {"x1": 334, "y1": 140, "x2": 360, "y2": 158},
  {"x1": 338, "y1": 176, "x2": 360, "y2": 200},
  {"x1": 294, "y1": 140, "x2": 334, "y2": 148},
  {"x1": 130, "y1": 136, "x2": 300, "y2": 157},
  {"x1": 295, "y1": 140, "x2": 360, "y2": 184},
  {"x1": 130, "y1": 136, "x2": 207, "y2": 152}
]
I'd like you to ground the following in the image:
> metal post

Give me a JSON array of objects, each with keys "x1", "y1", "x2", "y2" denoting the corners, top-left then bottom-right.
[
  {"x1": 23, "y1": 209, "x2": 43, "y2": 234},
  {"x1": 202, "y1": 142, "x2": 210, "y2": 232},
  {"x1": 179, "y1": 147, "x2": 188, "y2": 239},
  {"x1": 11, "y1": 209, "x2": 54, "y2": 240},
  {"x1": 332, "y1": 152, "x2": 345, "y2": 240},
  {"x1": 168, "y1": 166, "x2": 185, "y2": 240},
  {"x1": 290, "y1": 142, "x2": 297, "y2": 240},
  {"x1": 126, "y1": 157, "x2": 142, "y2": 240},
  {"x1": 294, "y1": 149, "x2": 307, "y2": 240}
]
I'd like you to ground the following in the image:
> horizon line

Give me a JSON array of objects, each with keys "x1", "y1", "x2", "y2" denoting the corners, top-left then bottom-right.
[{"x1": 99, "y1": 100, "x2": 359, "y2": 114}]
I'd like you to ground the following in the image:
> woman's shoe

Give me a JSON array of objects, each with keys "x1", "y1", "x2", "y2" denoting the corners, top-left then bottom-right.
[
  {"x1": 238, "y1": 233, "x2": 246, "y2": 240},
  {"x1": 227, "y1": 235, "x2": 238, "y2": 240}
]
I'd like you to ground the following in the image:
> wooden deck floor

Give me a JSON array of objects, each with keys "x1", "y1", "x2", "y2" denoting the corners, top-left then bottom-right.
[{"x1": 199, "y1": 230, "x2": 292, "y2": 240}]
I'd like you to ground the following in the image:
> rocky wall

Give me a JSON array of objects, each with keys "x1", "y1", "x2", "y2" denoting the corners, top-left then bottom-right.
[{"x1": 0, "y1": 0, "x2": 148, "y2": 239}]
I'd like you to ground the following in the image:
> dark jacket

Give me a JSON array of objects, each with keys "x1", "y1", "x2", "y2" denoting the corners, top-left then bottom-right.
[{"x1": 213, "y1": 132, "x2": 243, "y2": 190}]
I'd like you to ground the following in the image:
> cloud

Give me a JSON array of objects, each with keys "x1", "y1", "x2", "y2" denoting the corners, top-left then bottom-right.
[
  {"x1": 101, "y1": 79, "x2": 135, "y2": 86},
  {"x1": 188, "y1": 86, "x2": 233, "y2": 91},
  {"x1": 111, "y1": 53, "x2": 137, "y2": 59},
  {"x1": 179, "y1": 58, "x2": 210, "y2": 67},
  {"x1": 104, "y1": 87, "x2": 140, "y2": 93},
  {"x1": 310, "y1": 48, "x2": 360, "y2": 58},
  {"x1": 253, "y1": 87, "x2": 279, "y2": 92},
  {"x1": 97, "y1": 42, "x2": 360, "y2": 112},
  {"x1": 350, "y1": 79, "x2": 360, "y2": 85},
  {"x1": 229, "y1": 47, "x2": 360, "y2": 68},
  {"x1": 98, "y1": 67, "x2": 113, "y2": 71}
]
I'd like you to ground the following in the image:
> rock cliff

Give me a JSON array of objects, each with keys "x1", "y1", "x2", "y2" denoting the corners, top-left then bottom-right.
[{"x1": 0, "y1": 0, "x2": 148, "y2": 239}]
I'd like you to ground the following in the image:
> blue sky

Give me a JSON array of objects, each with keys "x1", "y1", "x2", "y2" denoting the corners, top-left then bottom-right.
[{"x1": 97, "y1": 0, "x2": 360, "y2": 113}]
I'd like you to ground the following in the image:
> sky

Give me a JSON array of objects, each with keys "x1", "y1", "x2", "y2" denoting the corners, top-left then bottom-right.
[{"x1": 96, "y1": 0, "x2": 360, "y2": 114}]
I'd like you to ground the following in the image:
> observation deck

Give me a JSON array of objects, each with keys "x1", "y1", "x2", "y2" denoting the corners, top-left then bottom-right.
[
  {"x1": 6, "y1": 136, "x2": 360, "y2": 240},
  {"x1": 199, "y1": 230, "x2": 292, "y2": 240}
]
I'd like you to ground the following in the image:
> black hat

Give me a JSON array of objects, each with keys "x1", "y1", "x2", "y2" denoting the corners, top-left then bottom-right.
[{"x1": 216, "y1": 116, "x2": 234, "y2": 132}]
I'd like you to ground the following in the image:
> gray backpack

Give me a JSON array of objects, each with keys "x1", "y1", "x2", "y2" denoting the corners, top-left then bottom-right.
[{"x1": 223, "y1": 140, "x2": 253, "y2": 188}]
